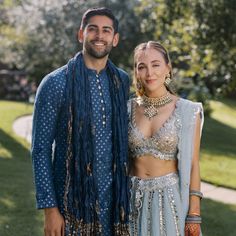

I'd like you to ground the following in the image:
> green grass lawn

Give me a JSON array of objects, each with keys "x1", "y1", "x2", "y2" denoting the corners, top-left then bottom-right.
[
  {"x1": 202, "y1": 198, "x2": 236, "y2": 236},
  {"x1": 0, "y1": 100, "x2": 43, "y2": 236},
  {"x1": 200, "y1": 99, "x2": 236, "y2": 189},
  {"x1": 0, "y1": 99, "x2": 236, "y2": 235}
]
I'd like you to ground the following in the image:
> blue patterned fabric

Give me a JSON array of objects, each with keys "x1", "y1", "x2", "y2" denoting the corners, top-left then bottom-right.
[
  {"x1": 88, "y1": 68, "x2": 113, "y2": 235},
  {"x1": 31, "y1": 54, "x2": 130, "y2": 235}
]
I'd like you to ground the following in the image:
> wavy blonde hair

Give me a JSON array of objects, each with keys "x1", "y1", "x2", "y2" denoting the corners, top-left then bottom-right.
[{"x1": 133, "y1": 41, "x2": 175, "y2": 96}]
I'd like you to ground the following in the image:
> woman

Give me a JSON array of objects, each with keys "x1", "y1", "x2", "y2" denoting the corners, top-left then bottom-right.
[{"x1": 128, "y1": 41, "x2": 204, "y2": 236}]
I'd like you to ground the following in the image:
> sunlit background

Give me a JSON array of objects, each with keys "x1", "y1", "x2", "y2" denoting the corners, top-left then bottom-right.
[{"x1": 0, "y1": 0, "x2": 236, "y2": 235}]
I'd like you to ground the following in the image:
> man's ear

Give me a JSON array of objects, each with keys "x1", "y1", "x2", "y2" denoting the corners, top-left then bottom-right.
[
  {"x1": 112, "y1": 33, "x2": 119, "y2": 47},
  {"x1": 78, "y1": 29, "x2": 84, "y2": 43}
]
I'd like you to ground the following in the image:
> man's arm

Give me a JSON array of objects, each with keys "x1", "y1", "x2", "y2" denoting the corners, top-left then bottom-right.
[
  {"x1": 31, "y1": 72, "x2": 65, "y2": 209},
  {"x1": 31, "y1": 70, "x2": 66, "y2": 235}
]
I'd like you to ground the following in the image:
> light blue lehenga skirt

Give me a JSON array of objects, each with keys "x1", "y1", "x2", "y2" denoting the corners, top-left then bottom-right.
[{"x1": 129, "y1": 172, "x2": 185, "y2": 236}]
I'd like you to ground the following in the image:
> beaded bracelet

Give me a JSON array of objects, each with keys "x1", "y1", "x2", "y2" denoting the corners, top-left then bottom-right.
[
  {"x1": 189, "y1": 190, "x2": 203, "y2": 200},
  {"x1": 185, "y1": 215, "x2": 202, "y2": 224}
]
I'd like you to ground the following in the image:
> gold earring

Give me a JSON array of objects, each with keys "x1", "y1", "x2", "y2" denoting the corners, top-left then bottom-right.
[{"x1": 164, "y1": 73, "x2": 171, "y2": 86}]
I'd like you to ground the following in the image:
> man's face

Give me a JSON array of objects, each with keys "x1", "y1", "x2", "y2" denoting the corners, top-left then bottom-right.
[{"x1": 79, "y1": 15, "x2": 119, "y2": 59}]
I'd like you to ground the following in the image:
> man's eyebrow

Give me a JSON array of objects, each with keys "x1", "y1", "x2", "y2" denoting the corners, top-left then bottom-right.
[
  {"x1": 87, "y1": 24, "x2": 98, "y2": 28},
  {"x1": 103, "y1": 26, "x2": 114, "y2": 31},
  {"x1": 87, "y1": 24, "x2": 114, "y2": 31}
]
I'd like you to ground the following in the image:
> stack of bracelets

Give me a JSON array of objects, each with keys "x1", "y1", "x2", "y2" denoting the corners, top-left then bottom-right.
[{"x1": 186, "y1": 190, "x2": 203, "y2": 224}]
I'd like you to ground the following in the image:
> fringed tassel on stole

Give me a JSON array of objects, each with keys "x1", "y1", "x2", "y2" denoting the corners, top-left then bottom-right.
[
  {"x1": 113, "y1": 205, "x2": 130, "y2": 236},
  {"x1": 64, "y1": 211, "x2": 102, "y2": 236},
  {"x1": 64, "y1": 212, "x2": 80, "y2": 236},
  {"x1": 114, "y1": 223, "x2": 130, "y2": 236}
]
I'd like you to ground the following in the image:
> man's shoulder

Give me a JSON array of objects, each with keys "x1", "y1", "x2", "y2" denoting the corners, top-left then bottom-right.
[
  {"x1": 38, "y1": 65, "x2": 67, "y2": 89},
  {"x1": 115, "y1": 67, "x2": 130, "y2": 88},
  {"x1": 36, "y1": 65, "x2": 67, "y2": 96},
  {"x1": 43, "y1": 65, "x2": 67, "y2": 83},
  {"x1": 116, "y1": 67, "x2": 129, "y2": 79}
]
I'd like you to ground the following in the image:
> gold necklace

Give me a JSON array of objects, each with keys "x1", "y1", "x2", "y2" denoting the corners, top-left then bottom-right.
[{"x1": 141, "y1": 92, "x2": 173, "y2": 119}]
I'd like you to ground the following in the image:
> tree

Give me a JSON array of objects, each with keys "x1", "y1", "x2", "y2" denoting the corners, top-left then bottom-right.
[
  {"x1": 1, "y1": 0, "x2": 235, "y2": 98},
  {"x1": 134, "y1": 0, "x2": 236, "y2": 100},
  {"x1": 0, "y1": 0, "x2": 143, "y2": 84},
  {"x1": 194, "y1": 0, "x2": 236, "y2": 96}
]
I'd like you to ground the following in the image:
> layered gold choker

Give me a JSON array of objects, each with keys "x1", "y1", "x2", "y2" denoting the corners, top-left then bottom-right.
[{"x1": 140, "y1": 92, "x2": 173, "y2": 119}]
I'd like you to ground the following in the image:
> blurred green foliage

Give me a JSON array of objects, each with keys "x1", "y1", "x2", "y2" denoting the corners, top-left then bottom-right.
[{"x1": 0, "y1": 0, "x2": 235, "y2": 103}]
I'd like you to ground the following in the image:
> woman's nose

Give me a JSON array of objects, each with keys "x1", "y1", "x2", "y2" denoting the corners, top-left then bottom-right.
[{"x1": 146, "y1": 66, "x2": 153, "y2": 77}]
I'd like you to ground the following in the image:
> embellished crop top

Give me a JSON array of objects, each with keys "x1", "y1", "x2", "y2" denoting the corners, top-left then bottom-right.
[{"x1": 128, "y1": 99, "x2": 181, "y2": 160}]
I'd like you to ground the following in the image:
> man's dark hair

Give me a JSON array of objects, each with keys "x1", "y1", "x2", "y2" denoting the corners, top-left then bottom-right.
[{"x1": 80, "y1": 7, "x2": 119, "y2": 34}]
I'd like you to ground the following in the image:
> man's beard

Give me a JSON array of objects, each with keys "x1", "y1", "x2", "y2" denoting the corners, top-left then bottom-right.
[{"x1": 84, "y1": 40, "x2": 113, "y2": 59}]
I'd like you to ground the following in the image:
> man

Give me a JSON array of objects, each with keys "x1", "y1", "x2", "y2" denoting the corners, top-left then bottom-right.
[{"x1": 31, "y1": 7, "x2": 130, "y2": 236}]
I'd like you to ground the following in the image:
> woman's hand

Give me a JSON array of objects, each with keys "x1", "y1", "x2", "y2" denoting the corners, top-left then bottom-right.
[{"x1": 185, "y1": 223, "x2": 201, "y2": 236}]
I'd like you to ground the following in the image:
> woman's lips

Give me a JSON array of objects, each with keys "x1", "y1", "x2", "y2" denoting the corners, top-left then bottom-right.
[{"x1": 145, "y1": 79, "x2": 156, "y2": 84}]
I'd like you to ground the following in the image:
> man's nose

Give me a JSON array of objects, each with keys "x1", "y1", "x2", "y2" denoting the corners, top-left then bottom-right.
[{"x1": 95, "y1": 29, "x2": 104, "y2": 39}]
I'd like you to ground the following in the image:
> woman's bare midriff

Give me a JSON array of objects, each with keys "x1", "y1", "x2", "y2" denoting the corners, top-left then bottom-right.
[{"x1": 130, "y1": 154, "x2": 178, "y2": 178}]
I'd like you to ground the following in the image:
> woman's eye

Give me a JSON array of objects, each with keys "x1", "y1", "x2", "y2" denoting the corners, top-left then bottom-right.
[
  {"x1": 138, "y1": 66, "x2": 144, "y2": 70},
  {"x1": 153, "y1": 64, "x2": 160, "y2": 67}
]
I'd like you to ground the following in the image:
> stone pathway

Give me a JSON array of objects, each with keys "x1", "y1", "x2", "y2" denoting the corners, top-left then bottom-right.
[
  {"x1": 12, "y1": 115, "x2": 32, "y2": 144},
  {"x1": 13, "y1": 115, "x2": 236, "y2": 205},
  {"x1": 201, "y1": 182, "x2": 236, "y2": 205}
]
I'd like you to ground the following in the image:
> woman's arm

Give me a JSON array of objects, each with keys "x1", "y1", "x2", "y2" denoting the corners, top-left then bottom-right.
[
  {"x1": 188, "y1": 112, "x2": 202, "y2": 215},
  {"x1": 185, "y1": 111, "x2": 203, "y2": 236}
]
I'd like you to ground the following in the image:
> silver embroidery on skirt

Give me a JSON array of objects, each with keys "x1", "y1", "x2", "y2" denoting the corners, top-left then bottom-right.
[{"x1": 129, "y1": 172, "x2": 181, "y2": 236}]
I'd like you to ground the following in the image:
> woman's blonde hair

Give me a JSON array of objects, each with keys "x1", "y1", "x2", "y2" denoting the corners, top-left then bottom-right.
[{"x1": 133, "y1": 41, "x2": 175, "y2": 96}]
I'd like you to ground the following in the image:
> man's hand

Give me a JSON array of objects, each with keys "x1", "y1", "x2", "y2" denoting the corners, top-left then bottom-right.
[{"x1": 44, "y1": 207, "x2": 65, "y2": 236}]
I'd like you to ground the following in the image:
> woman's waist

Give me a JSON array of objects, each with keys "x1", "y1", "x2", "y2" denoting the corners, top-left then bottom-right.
[
  {"x1": 130, "y1": 172, "x2": 179, "y2": 191},
  {"x1": 129, "y1": 155, "x2": 177, "y2": 178}
]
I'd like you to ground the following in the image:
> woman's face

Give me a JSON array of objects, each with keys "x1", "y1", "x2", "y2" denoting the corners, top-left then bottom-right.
[{"x1": 135, "y1": 47, "x2": 170, "y2": 96}]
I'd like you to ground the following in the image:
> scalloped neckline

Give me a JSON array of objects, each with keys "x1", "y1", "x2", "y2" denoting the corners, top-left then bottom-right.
[{"x1": 131, "y1": 98, "x2": 180, "y2": 140}]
